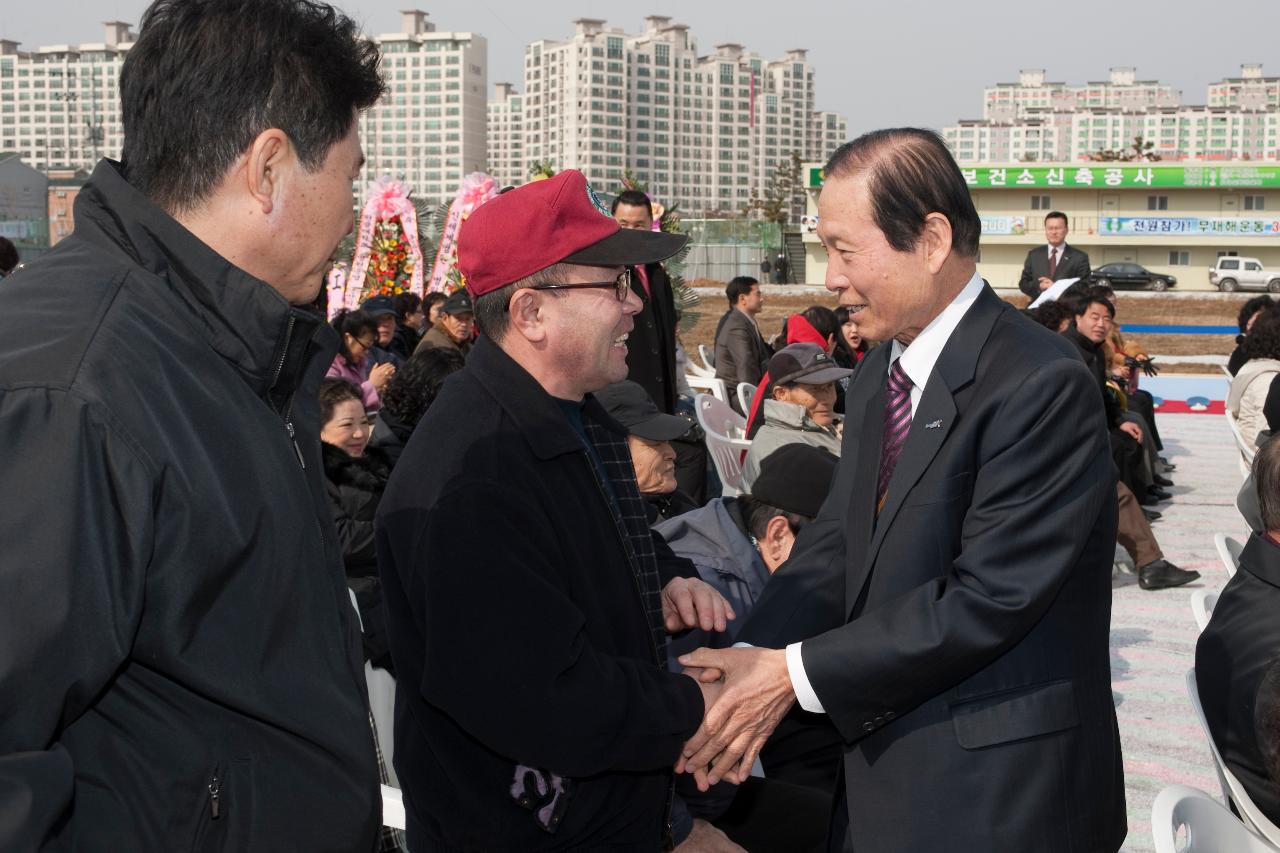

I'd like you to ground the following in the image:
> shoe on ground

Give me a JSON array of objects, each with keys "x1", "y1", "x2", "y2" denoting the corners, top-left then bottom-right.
[
  {"x1": 1142, "y1": 508, "x2": 1162, "y2": 522},
  {"x1": 1138, "y1": 560, "x2": 1200, "y2": 591},
  {"x1": 1147, "y1": 486, "x2": 1172, "y2": 501},
  {"x1": 1159, "y1": 457, "x2": 1176, "y2": 470},
  {"x1": 1153, "y1": 474, "x2": 1174, "y2": 488}
]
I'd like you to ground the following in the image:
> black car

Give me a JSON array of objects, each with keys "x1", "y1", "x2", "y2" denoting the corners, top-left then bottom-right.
[{"x1": 1084, "y1": 262, "x2": 1177, "y2": 292}]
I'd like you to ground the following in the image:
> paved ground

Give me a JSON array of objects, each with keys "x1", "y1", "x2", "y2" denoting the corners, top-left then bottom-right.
[{"x1": 1112, "y1": 412, "x2": 1245, "y2": 851}]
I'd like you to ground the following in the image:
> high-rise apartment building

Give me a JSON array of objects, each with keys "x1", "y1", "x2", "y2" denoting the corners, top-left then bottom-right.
[
  {"x1": 486, "y1": 82, "x2": 524, "y2": 188},
  {"x1": 0, "y1": 22, "x2": 133, "y2": 173},
  {"x1": 360, "y1": 10, "x2": 487, "y2": 206},
  {"x1": 944, "y1": 65, "x2": 1280, "y2": 163},
  {"x1": 512, "y1": 17, "x2": 847, "y2": 216}
]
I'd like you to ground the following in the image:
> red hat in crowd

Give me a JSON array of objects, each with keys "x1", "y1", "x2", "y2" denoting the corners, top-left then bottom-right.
[{"x1": 457, "y1": 170, "x2": 687, "y2": 299}]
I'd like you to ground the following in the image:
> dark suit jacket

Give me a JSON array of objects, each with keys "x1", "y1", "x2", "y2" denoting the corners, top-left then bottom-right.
[
  {"x1": 714, "y1": 309, "x2": 771, "y2": 414},
  {"x1": 1196, "y1": 534, "x2": 1280, "y2": 827},
  {"x1": 627, "y1": 262, "x2": 679, "y2": 414},
  {"x1": 738, "y1": 284, "x2": 1126, "y2": 853},
  {"x1": 1018, "y1": 243, "x2": 1092, "y2": 298}
]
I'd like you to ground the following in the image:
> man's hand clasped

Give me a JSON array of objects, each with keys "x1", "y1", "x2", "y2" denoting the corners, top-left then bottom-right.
[{"x1": 674, "y1": 646, "x2": 796, "y2": 792}]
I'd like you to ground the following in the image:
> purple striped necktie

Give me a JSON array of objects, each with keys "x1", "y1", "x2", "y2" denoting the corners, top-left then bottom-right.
[{"x1": 876, "y1": 360, "x2": 914, "y2": 512}]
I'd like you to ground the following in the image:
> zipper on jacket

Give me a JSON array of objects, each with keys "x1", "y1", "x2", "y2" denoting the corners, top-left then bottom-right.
[
  {"x1": 208, "y1": 773, "x2": 221, "y2": 820},
  {"x1": 282, "y1": 395, "x2": 306, "y2": 470}
]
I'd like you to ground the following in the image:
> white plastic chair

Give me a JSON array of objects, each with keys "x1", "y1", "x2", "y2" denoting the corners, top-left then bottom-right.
[
  {"x1": 382, "y1": 784, "x2": 406, "y2": 830},
  {"x1": 736, "y1": 382, "x2": 756, "y2": 416},
  {"x1": 695, "y1": 393, "x2": 751, "y2": 496},
  {"x1": 1190, "y1": 589, "x2": 1218, "y2": 633},
  {"x1": 698, "y1": 343, "x2": 716, "y2": 372},
  {"x1": 349, "y1": 589, "x2": 399, "y2": 787},
  {"x1": 687, "y1": 374, "x2": 728, "y2": 404},
  {"x1": 1215, "y1": 533, "x2": 1243, "y2": 579},
  {"x1": 1186, "y1": 669, "x2": 1280, "y2": 846},
  {"x1": 1151, "y1": 784, "x2": 1279, "y2": 853}
]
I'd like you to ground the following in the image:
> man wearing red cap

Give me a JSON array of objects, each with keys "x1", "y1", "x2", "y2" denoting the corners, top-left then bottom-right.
[{"x1": 375, "y1": 170, "x2": 736, "y2": 851}]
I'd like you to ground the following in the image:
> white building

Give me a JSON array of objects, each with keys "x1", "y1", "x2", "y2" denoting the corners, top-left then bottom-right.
[
  {"x1": 486, "y1": 82, "x2": 524, "y2": 188},
  {"x1": 513, "y1": 16, "x2": 847, "y2": 217},
  {"x1": 0, "y1": 22, "x2": 133, "y2": 173},
  {"x1": 360, "y1": 10, "x2": 487, "y2": 207},
  {"x1": 944, "y1": 65, "x2": 1280, "y2": 163}
]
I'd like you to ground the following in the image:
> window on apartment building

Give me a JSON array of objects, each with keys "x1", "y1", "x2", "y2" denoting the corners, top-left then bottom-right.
[
  {"x1": 1245, "y1": 195, "x2": 1266, "y2": 211},
  {"x1": 1030, "y1": 195, "x2": 1051, "y2": 211},
  {"x1": 1168, "y1": 251, "x2": 1190, "y2": 266},
  {"x1": 1147, "y1": 195, "x2": 1169, "y2": 211}
]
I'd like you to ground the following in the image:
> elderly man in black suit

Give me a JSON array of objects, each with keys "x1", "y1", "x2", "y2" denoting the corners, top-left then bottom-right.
[
  {"x1": 1197, "y1": 436, "x2": 1280, "y2": 827},
  {"x1": 674, "y1": 128, "x2": 1126, "y2": 853},
  {"x1": 1018, "y1": 210, "x2": 1092, "y2": 298}
]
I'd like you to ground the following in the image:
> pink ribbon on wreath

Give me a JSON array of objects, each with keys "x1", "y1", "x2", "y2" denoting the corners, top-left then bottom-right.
[
  {"x1": 428, "y1": 172, "x2": 498, "y2": 294},
  {"x1": 333, "y1": 176, "x2": 425, "y2": 318}
]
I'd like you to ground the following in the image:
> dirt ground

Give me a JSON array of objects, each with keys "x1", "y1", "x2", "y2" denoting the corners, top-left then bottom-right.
[{"x1": 681, "y1": 289, "x2": 1241, "y2": 375}]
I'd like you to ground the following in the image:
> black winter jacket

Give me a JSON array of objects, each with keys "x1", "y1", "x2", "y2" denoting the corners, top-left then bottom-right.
[
  {"x1": 0, "y1": 160, "x2": 380, "y2": 852},
  {"x1": 376, "y1": 337, "x2": 704, "y2": 851}
]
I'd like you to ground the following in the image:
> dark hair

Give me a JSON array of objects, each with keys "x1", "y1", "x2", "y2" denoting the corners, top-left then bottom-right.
[
  {"x1": 0, "y1": 236, "x2": 17, "y2": 275},
  {"x1": 611, "y1": 189, "x2": 652, "y2": 217},
  {"x1": 1089, "y1": 284, "x2": 1116, "y2": 304},
  {"x1": 319, "y1": 377, "x2": 363, "y2": 423},
  {"x1": 393, "y1": 292, "x2": 422, "y2": 320},
  {"x1": 120, "y1": 0, "x2": 384, "y2": 212},
  {"x1": 1243, "y1": 306, "x2": 1280, "y2": 362},
  {"x1": 726, "y1": 276, "x2": 759, "y2": 308},
  {"x1": 473, "y1": 264, "x2": 568, "y2": 342},
  {"x1": 1044, "y1": 210, "x2": 1069, "y2": 226},
  {"x1": 423, "y1": 291, "x2": 447, "y2": 318},
  {"x1": 1030, "y1": 301, "x2": 1072, "y2": 332},
  {"x1": 833, "y1": 306, "x2": 869, "y2": 353},
  {"x1": 738, "y1": 495, "x2": 812, "y2": 541},
  {"x1": 801, "y1": 305, "x2": 839, "y2": 342},
  {"x1": 379, "y1": 347, "x2": 464, "y2": 430},
  {"x1": 331, "y1": 309, "x2": 377, "y2": 365},
  {"x1": 824, "y1": 128, "x2": 980, "y2": 258},
  {"x1": 1074, "y1": 297, "x2": 1114, "y2": 319},
  {"x1": 1239, "y1": 295, "x2": 1275, "y2": 333}
]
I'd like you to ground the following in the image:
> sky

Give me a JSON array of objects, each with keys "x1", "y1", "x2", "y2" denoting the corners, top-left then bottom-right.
[{"x1": 3, "y1": 0, "x2": 1277, "y2": 135}]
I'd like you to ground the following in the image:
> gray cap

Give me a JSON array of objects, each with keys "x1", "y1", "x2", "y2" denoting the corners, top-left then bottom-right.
[{"x1": 768, "y1": 343, "x2": 852, "y2": 385}]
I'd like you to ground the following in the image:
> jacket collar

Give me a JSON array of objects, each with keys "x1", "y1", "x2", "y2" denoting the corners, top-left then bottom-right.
[
  {"x1": 1241, "y1": 533, "x2": 1280, "y2": 589},
  {"x1": 763, "y1": 398, "x2": 833, "y2": 433},
  {"x1": 72, "y1": 160, "x2": 327, "y2": 400},
  {"x1": 466, "y1": 336, "x2": 627, "y2": 460}
]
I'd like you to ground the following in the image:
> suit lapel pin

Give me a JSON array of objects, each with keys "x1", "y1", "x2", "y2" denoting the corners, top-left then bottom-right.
[{"x1": 924, "y1": 419, "x2": 943, "y2": 429}]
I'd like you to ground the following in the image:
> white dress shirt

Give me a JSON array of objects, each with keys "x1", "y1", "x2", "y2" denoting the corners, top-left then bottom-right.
[{"x1": 785, "y1": 270, "x2": 985, "y2": 713}]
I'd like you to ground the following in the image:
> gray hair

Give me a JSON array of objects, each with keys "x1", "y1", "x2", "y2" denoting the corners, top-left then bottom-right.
[
  {"x1": 1256, "y1": 437, "x2": 1280, "y2": 533},
  {"x1": 472, "y1": 263, "x2": 571, "y2": 342}
]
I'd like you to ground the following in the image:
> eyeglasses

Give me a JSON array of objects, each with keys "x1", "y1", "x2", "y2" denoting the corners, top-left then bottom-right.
[{"x1": 529, "y1": 270, "x2": 632, "y2": 303}]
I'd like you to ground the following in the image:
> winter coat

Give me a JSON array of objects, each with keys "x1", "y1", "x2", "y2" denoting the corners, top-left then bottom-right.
[
  {"x1": 740, "y1": 399, "x2": 842, "y2": 490},
  {"x1": 368, "y1": 405, "x2": 414, "y2": 467},
  {"x1": 412, "y1": 323, "x2": 472, "y2": 358},
  {"x1": 1230, "y1": 357, "x2": 1280, "y2": 450},
  {"x1": 376, "y1": 336, "x2": 704, "y2": 851},
  {"x1": 327, "y1": 353, "x2": 381, "y2": 411},
  {"x1": 322, "y1": 442, "x2": 394, "y2": 672},
  {"x1": 0, "y1": 159, "x2": 379, "y2": 851}
]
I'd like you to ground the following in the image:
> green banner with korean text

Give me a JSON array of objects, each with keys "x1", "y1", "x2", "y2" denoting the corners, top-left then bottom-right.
[{"x1": 806, "y1": 164, "x2": 1280, "y2": 190}]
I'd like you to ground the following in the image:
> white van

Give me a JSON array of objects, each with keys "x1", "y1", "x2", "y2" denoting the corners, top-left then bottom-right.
[{"x1": 1209, "y1": 257, "x2": 1280, "y2": 292}]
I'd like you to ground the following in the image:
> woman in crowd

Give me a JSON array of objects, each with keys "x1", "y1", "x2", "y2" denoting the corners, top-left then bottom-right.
[
  {"x1": 327, "y1": 309, "x2": 395, "y2": 412},
  {"x1": 369, "y1": 347, "x2": 465, "y2": 466},
  {"x1": 1232, "y1": 306, "x2": 1280, "y2": 450},
  {"x1": 423, "y1": 291, "x2": 448, "y2": 327},
  {"x1": 319, "y1": 378, "x2": 395, "y2": 673},
  {"x1": 740, "y1": 343, "x2": 850, "y2": 490},
  {"x1": 1230, "y1": 295, "x2": 1276, "y2": 376},
  {"x1": 832, "y1": 306, "x2": 870, "y2": 369}
]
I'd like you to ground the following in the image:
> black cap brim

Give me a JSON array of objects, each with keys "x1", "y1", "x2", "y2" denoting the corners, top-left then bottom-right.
[
  {"x1": 630, "y1": 412, "x2": 693, "y2": 442},
  {"x1": 563, "y1": 228, "x2": 688, "y2": 267}
]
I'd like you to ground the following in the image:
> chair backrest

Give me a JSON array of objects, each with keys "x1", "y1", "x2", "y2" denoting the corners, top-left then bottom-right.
[
  {"x1": 1185, "y1": 669, "x2": 1280, "y2": 845},
  {"x1": 1215, "y1": 533, "x2": 1243, "y2": 579},
  {"x1": 698, "y1": 343, "x2": 716, "y2": 371},
  {"x1": 737, "y1": 382, "x2": 756, "y2": 416},
  {"x1": 687, "y1": 374, "x2": 729, "y2": 404},
  {"x1": 1190, "y1": 589, "x2": 1218, "y2": 633},
  {"x1": 1151, "y1": 784, "x2": 1279, "y2": 853},
  {"x1": 695, "y1": 393, "x2": 751, "y2": 497}
]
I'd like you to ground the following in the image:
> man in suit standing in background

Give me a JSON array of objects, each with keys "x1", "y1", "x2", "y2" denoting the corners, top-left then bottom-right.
[
  {"x1": 715, "y1": 276, "x2": 772, "y2": 415},
  {"x1": 676, "y1": 128, "x2": 1126, "y2": 853},
  {"x1": 1018, "y1": 210, "x2": 1092, "y2": 298}
]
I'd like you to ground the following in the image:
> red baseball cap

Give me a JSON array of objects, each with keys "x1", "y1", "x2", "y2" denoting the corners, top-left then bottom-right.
[{"x1": 457, "y1": 170, "x2": 688, "y2": 298}]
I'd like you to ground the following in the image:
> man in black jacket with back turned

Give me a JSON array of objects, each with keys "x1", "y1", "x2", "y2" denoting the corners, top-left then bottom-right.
[{"x1": 0, "y1": 2, "x2": 385, "y2": 849}]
